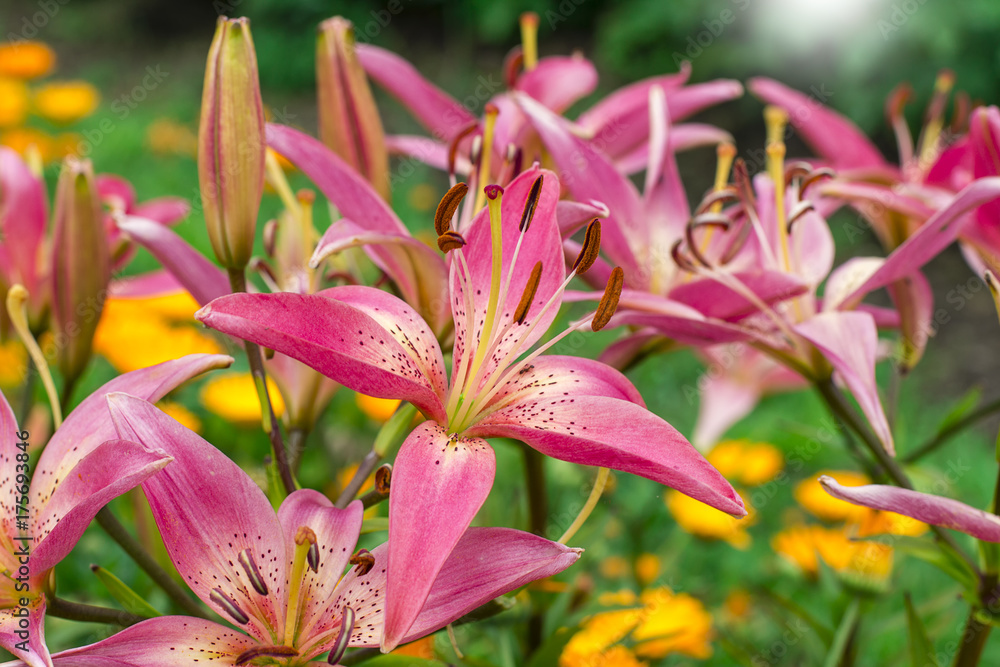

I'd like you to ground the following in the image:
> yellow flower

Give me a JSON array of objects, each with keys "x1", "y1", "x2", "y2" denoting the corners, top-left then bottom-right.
[
  {"x1": 561, "y1": 604, "x2": 642, "y2": 667},
  {"x1": 600, "y1": 555, "x2": 630, "y2": 579},
  {"x1": 157, "y1": 401, "x2": 201, "y2": 433},
  {"x1": 0, "y1": 78, "x2": 30, "y2": 127},
  {"x1": 773, "y1": 524, "x2": 854, "y2": 575},
  {"x1": 794, "y1": 471, "x2": 871, "y2": 523},
  {"x1": 0, "y1": 42, "x2": 55, "y2": 79},
  {"x1": 201, "y1": 373, "x2": 285, "y2": 425},
  {"x1": 634, "y1": 553, "x2": 661, "y2": 587},
  {"x1": 2, "y1": 126, "x2": 53, "y2": 160},
  {"x1": 355, "y1": 393, "x2": 401, "y2": 422},
  {"x1": 860, "y1": 509, "x2": 928, "y2": 538},
  {"x1": 34, "y1": 81, "x2": 100, "y2": 124},
  {"x1": 707, "y1": 439, "x2": 784, "y2": 486},
  {"x1": 146, "y1": 118, "x2": 198, "y2": 157},
  {"x1": 93, "y1": 292, "x2": 222, "y2": 373},
  {"x1": 723, "y1": 589, "x2": 752, "y2": 620},
  {"x1": 407, "y1": 183, "x2": 438, "y2": 212},
  {"x1": 666, "y1": 489, "x2": 754, "y2": 548},
  {"x1": 0, "y1": 339, "x2": 28, "y2": 388},
  {"x1": 391, "y1": 636, "x2": 435, "y2": 658},
  {"x1": 633, "y1": 588, "x2": 713, "y2": 660}
]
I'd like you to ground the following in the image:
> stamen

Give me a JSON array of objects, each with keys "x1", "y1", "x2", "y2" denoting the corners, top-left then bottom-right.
[
  {"x1": 520, "y1": 12, "x2": 539, "y2": 71},
  {"x1": 326, "y1": 606, "x2": 356, "y2": 665},
  {"x1": 375, "y1": 464, "x2": 392, "y2": 494},
  {"x1": 951, "y1": 91, "x2": 970, "y2": 135},
  {"x1": 705, "y1": 141, "x2": 737, "y2": 253},
  {"x1": 519, "y1": 175, "x2": 544, "y2": 232},
  {"x1": 592, "y1": 267, "x2": 624, "y2": 332},
  {"x1": 886, "y1": 82, "x2": 914, "y2": 166},
  {"x1": 764, "y1": 106, "x2": 791, "y2": 271},
  {"x1": 573, "y1": 219, "x2": 602, "y2": 274},
  {"x1": 284, "y1": 526, "x2": 318, "y2": 644},
  {"x1": 250, "y1": 258, "x2": 281, "y2": 293},
  {"x1": 210, "y1": 588, "x2": 250, "y2": 625},
  {"x1": 349, "y1": 549, "x2": 375, "y2": 575},
  {"x1": 503, "y1": 46, "x2": 524, "y2": 88},
  {"x1": 435, "y1": 183, "x2": 469, "y2": 235},
  {"x1": 297, "y1": 188, "x2": 317, "y2": 268},
  {"x1": 265, "y1": 149, "x2": 302, "y2": 222},
  {"x1": 437, "y1": 230, "x2": 467, "y2": 253},
  {"x1": 695, "y1": 187, "x2": 739, "y2": 215},
  {"x1": 448, "y1": 123, "x2": 479, "y2": 179},
  {"x1": 787, "y1": 201, "x2": 815, "y2": 231},
  {"x1": 238, "y1": 549, "x2": 268, "y2": 596},
  {"x1": 263, "y1": 219, "x2": 278, "y2": 257},
  {"x1": 6, "y1": 285, "x2": 62, "y2": 428},
  {"x1": 799, "y1": 167, "x2": 835, "y2": 195},
  {"x1": 671, "y1": 239, "x2": 699, "y2": 273},
  {"x1": 472, "y1": 105, "x2": 500, "y2": 213},
  {"x1": 919, "y1": 69, "x2": 955, "y2": 164},
  {"x1": 514, "y1": 262, "x2": 543, "y2": 324},
  {"x1": 236, "y1": 646, "x2": 299, "y2": 665},
  {"x1": 308, "y1": 543, "x2": 320, "y2": 574}
]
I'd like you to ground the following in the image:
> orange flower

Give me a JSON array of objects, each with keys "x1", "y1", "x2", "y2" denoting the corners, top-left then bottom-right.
[
  {"x1": 0, "y1": 41, "x2": 55, "y2": 79},
  {"x1": 666, "y1": 489, "x2": 755, "y2": 548},
  {"x1": 34, "y1": 81, "x2": 100, "y2": 124},
  {"x1": 794, "y1": 471, "x2": 871, "y2": 523},
  {"x1": 0, "y1": 78, "x2": 30, "y2": 127}
]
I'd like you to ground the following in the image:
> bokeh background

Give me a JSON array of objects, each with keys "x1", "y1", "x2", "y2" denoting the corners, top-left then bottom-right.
[{"x1": 3, "y1": 0, "x2": 1000, "y2": 664}]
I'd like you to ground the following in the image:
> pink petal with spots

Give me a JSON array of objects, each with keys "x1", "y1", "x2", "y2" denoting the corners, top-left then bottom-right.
[
  {"x1": 0, "y1": 598, "x2": 51, "y2": 667},
  {"x1": 383, "y1": 422, "x2": 496, "y2": 652},
  {"x1": 108, "y1": 394, "x2": 287, "y2": 642}
]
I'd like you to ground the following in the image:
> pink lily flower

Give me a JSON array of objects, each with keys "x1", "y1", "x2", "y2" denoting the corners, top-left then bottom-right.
[
  {"x1": 0, "y1": 354, "x2": 231, "y2": 667},
  {"x1": 519, "y1": 87, "x2": 1000, "y2": 455},
  {"x1": 961, "y1": 105, "x2": 1000, "y2": 276},
  {"x1": 195, "y1": 165, "x2": 745, "y2": 650},
  {"x1": 17, "y1": 392, "x2": 582, "y2": 665},
  {"x1": 820, "y1": 475, "x2": 1000, "y2": 542}
]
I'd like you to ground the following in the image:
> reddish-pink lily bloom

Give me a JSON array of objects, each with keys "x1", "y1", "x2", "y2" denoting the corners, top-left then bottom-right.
[
  {"x1": 820, "y1": 475, "x2": 1000, "y2": 542},
  {"x1": 0, "y1": 354, "x2": 231, "y2": 667},
  {"x1": 16, "y1": 392, "x2": 582, "y2": 665},
  {"x1": 962, "y1": 105, "x2": 1000, "y2": 276},
  {"x1": 196, "y1": 166, "x2": 744, "y2": 650}
]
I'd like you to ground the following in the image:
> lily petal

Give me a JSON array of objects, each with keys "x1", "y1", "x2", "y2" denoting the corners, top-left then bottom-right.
[
  {"x1": 107, "y1": 394, "x2": 286, "y2": 641},
  {"x1": 606, "y1": 292, "x2": 757, "y2": 346},
  {"x1": 31, "y1": 354, "x2": 233, "y2": 529},
  {"x1": 356, "y1": 44, "x2": 477, "y2": 142},
  {"x1": 0, "y1": 598, "x2": 50, "y2": 667},
  {"x1": 132, "y1": 197, "x2": 190, "y2": 225},
  {"x1": 887, "y1": 270, "x2": 933, "y2": 372},
  {"x1": 557, "y1": 199, "x2": 609, "y2": 237},
  {"x1": 820, "y1": 476, "x2": 1000, "y2": 542},
  {"x1": 748, "y1": 77, "x2": 887, "y2": 170},
  {"x1": 39, "y1": 616, "x2": 258, "y2": 666},
  {"x1": 516, "y1": 55, "x2": 598, "y2": 112},
  {"x1": 615, "y1": 123, "x2": 733, "y2": 174},
  {"x1": 468, "y1": 393, "x2": 745, "y2": 517},
  {"x1": 0, "y1": 148, "x2": 46, "y2": 296},
  {"x1": 383, "y1": 422, "x2": 496, "y2": 652},
  {"x1": 577, "y1": 66, "x2": 692, "y2": 138},
  {"x1": 116, "y1": 215, "x2": 230, "y2": 306},
  {"x1": 385, "y1": 134, "x2": 472, "y2": 175},
  {"x1": 667, "y1": 271, "x2": 808, "y2": 321},
  {"x1": 793, "y1": 311, "x2": 894, "y2": 455},
  {"x1": 197, "y1": 290, "x2": 448, "y2": 422}
]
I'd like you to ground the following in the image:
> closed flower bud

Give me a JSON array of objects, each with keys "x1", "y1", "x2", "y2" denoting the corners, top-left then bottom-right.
[
  {"x1": 199, "y1": 16, "x2": 265, "y2": 270},
  {"x1": 316, "y1": 17, "x2": 389, "y2": 200},
  {"x1": 51, "y1": 156, "x2": 108, "y2": 386}
]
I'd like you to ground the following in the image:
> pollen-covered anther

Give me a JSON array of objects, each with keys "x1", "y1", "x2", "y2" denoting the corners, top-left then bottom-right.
[
  {"x1": 435, "y1": 182, "x2": 469, "y2": 235},
  {"x1": 592, "y1": 267, "x2": 624, "y2": 332},
  {"x1": 670, "y1": 239, "x2": 698, "y2": 273},
  {"x1": 326, "y1": 606, "x2": 356, "y2": 665},
  {"x1": 695, "y1": 186, "x2": 739, "y2": 215},
  {"x1": 799, "y1": 167, "x2": 835, "y2": 195},
  {"x1": 573, "y1": 219, "x2": 602, "y2": 274},
  {"x1": 437, "y1": 230, "x2": 467, "y2": 253},
  {"x1": 685, "y1": 216, "x2": 728, "y2": 269},
  {"x1": 787, "y1": 201, "x2": 816, "y2": 232},
  {"x1": 448, "y1": 122, "x2": 479, "y2": 176},
  {"x1": 235, "y1": 645, "x2": 299, "y2": 665},
  {"x1": 349, "y1": 548, "x2": 375, "y2": 575},
  {"x1": 514, "y1": 261, "x2": 543, "y2": 324},
  {"x1": 210, "y1": 588, "x2": 250, "y2": 625},
  {"x1": 374, "y1": 464, "x2": 392, "y2": 494},
  {"x1": 237, "y1": 549, "x2": 268, "y2": 596},
  {"x1": 519, "y1": 175, "x2": 544, "y2": 232}
]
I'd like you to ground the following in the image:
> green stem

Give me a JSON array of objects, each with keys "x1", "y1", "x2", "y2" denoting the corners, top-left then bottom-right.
[
  {"x1": 17, "y1": 359, "x2": 36, "y2": 426},
  {"x1": 952, "y1": 611, "x2": 992, "y2": 667},
  {"x1": 814, "y1": 379, "x2": 981, "y2": 578},
  {"x1": 46, "y1": 595, "x2": 145, "y2": 627},
  {"x1": 228, "y1": 269, "x2": 296, "y2": 496},
  {"x1": 905, "y1": 397, "x2": 1000, "y2": 465},
  {"x1": 336, "y1": 450, "x2": 380, "y2": 509},
  {"x1": 95, "y1": 507, "x2": 209, "y2": 619},
  {"x1": 522, "y1": 446, "x2": 549, "y2": 654},
  {"x1": 287, "y1": 426, "x2": 308, "y2": 473},
  {"x1": 58, "y1": 373, "x2": 77, "y2": 416}
]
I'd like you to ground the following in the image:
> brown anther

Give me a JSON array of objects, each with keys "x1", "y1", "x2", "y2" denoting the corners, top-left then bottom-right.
[
  {"x1": 951, "y1": 91, "x2": 971, "y2": 135},
  {"x1": 296, "y1": 188, "x2": 316, "y2": 206},
  {"x1": 695, "y1": 187, "x2": 739, "y2": 215},
  {"x1": 732, "y1": 158, "x2": 756, "y2": 208},
  {"x1": 782, "y1": 161, "x2": 814, "y2": 187},
  {"x1": 447, "y1": 122, "x2": 479, "y2": 176},
  {"x1": 885, "y1": 82, "x2": 913, "y2": 122},
  {"x1": 435, "y1": 182, "x2": 469, "y2": 235},
  {"x1": 327, "y1": 606, "x2": 356, "y2": 665},
  {"x1": 263, "y1": 219, "x2": 277, "y2": 257},
  {"x1": 437, "y1": 230, "x2": 467, "y2": 253},
  {"x1": 719, "y1": 219, "x2": 752, "y2": 265},
  {"x1": 237, "y1": 549, "x2": 268, "y2": 596},
  {"x1": 519, "y1": 175, "x2": 544, "y2": 232},
  {"x1": 670, "y1": 239, "x2": 698, "y2": 273},
  {"x1": 294, "y1": 526, "x2": 317, "y2": 546},
  {"x1": 592, "y1": 267, "x2": 624, "y2": 332},
  {"x1": 684, "y1": 219, "x2": 716, "y2": 269},
  {"x1": 514, "y1": 261, "x2": 543, "y2": 324},
  {"x1": 799, "y1": 167, "x2": 835, "y2": 194},
  {"x1": 210, "y1": 588, "x2": 250, "y2": 625},
  {"x1": 349, "y1": 549, "x2": 375, "y2": 575},
  {"x1": 374, "y1": 463, "x2": 392, "y2": 494},
  {"x1": 787, "y1": 201, "x2": 815, "y2": 232},
  {"x1": 503, "y1": 46, "x2": 524, "y2": 89},
  {"x1": 236, "y1": 646, "x2": 299, "y2": 665},
  {"x1": 307, "y1": 542, "x2": 320, "y2": 573},
  {"x1": 469, "y1": 134, "x2": 483, "y2": 168},
  {"x1": 572, "y1": 219, "x2": 602, "y2": 274}
]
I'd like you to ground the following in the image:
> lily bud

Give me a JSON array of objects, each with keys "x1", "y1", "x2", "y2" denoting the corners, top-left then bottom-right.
[
  {"x1": 199, "y1": 16, "x2": 265, "y2": 271},
  {"x1": 316, "y1": 17, "x2": 389, "y2": 200},
  {"x1": 50, "y1": 156, "x2": 109, "y2": 386}
]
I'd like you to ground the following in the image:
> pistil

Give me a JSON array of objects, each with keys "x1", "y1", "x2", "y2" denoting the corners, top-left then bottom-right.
[
  {"x1": 6, "y1": 285, "x2": 62, "y2": 428},
  {"x1": 472, "y1": 105, "x2": 500, "y2": 213},
  {"x1": 283, "y1": 526, "x2": 318, "y2": 646},
  {"x1": 764, "y1": 106, "x2": 791, "y2": 272},
  {"x1": 520, "y1": 12, "x2": 539, "y2": 71}
]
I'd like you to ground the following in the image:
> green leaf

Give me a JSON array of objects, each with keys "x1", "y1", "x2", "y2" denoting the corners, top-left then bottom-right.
[
  {"x1": 91, "y1": 565, "x2": 162, "y2": 619},
  {"x1": 937, "y1": 387, "x2": 982, "y2": 433},
  {"x1": 905, "y1": 593, "x2": 939, "y2": 667},
  {"x1": 822, "y1": 598, "x2": 860, "y2": 667},
  {"x1": 525, "y1": 627, "x2": 577, "y2": 667},
  {"x1": 361, "y1": 517, "x2": 389, "y2": 534},
  {"x1": 348, "y1": 656, "x2": 445, "y2": 666},
  {"x1": 891, "y1": 536, "x2": 979, "y2": 595}
]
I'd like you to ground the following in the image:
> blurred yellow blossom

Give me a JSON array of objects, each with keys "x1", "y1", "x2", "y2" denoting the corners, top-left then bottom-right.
[
  {"x1": 34, "y1": 81, "x2": 100, "y2": 124},
  {"x1": 0, "y1": 42, "x2": 55, "y2": 79},
  {"x1": 634, "y1": 553, "x2": 661, "y2": 587},
  {"x1": 0, "y1": 340, "x2": 28, "y2": 388},
  {"x1": 355, "y1": 393, "x2": 401, "y2": 422},
  {"x1": 146, "y1": 118, "x2": 198, "y2": 157},
  {"x1": 794, "y1": 471, "x2": 871, "y2": 523},
  {"x1": 391, "y1": 636, "x2": 435, "y2": 658},
  {"x1": 772, "y1": 524, "x2": 854, "y2": 575},
  {"x1": 157, "y1": 401, "x2": 201, "y2": 433},
  {"x1": 723, "y1": 589, "x2": 752, "y2": 620},
  {"x1": 0, "y1": 78, "x2": 30, "y2": 127},
  {"x1": 600, "y1": 555, "x2": 630, "y2": 579},
  {"x1": 407, "y1": 182, "x2": 438, "y2": 212},
  {"x1": 201, "y1": 373, "x2": 285, "y2": 425},
  {"x1": 2, "y1": 126, "x2": 52, "y2": 159},
  {"x1": 93, "y1": 292, "x2": 222, "y2": 373},
  {"x1": 666, "y1": 489, "x2": 754, "y2": 548},
  {"x1": 707, "y1": 439, "x2": 784, "y2": 486}
]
